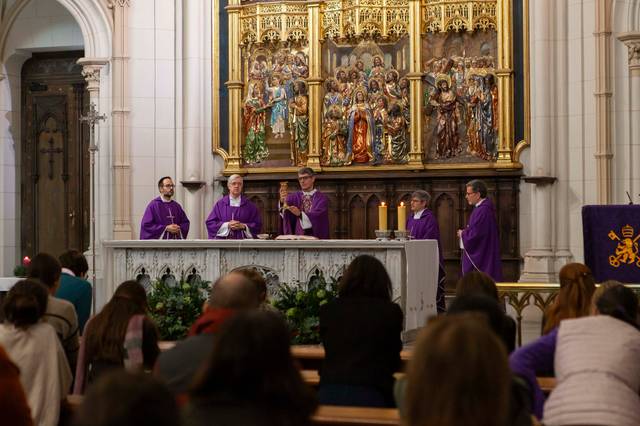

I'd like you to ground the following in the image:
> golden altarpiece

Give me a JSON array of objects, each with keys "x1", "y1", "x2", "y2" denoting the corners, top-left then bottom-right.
[{"x1": 214, "y1": 0, "x2": 529, "y2": 285}]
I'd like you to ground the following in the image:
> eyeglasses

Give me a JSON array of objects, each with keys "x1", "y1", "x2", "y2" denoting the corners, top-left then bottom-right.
[
  {"x1": 465, "y1": 191, "x2": 476, "y2": 197},
  {"x1": 162, "y1": 184, "x2": 175, "y2": 188},
  {"x1": 298, "y1": 176, "x2": 312, "y2": 181}
]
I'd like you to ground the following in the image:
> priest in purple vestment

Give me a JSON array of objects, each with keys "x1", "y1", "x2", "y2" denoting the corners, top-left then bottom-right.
[
  {"x1": 457, "y1": 179, "x2": 502, "y2": 281},
  {"x1": 280, "y1": 167, "x2": 329, "y2": 239},
  {"x1": 205, "y1": 174, "x2": 262, "y2": 239},
  {"x1": 140, "y1": 176, "x2": 190, "y2": 239},
  {"x1": 406, "y1": 190, "x2": 447, "y2": 313}
]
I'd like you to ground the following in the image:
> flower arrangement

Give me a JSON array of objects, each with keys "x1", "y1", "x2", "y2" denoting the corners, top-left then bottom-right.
[
  {"x1": 272, "y1": 271, "x2": 339, "y2": 344},
  {"x1": 13, "y1": 256, "x2": 31, "y2": 278},
  {"x1": 147, "y1": 277, "x2": 211, "y2": 340}
]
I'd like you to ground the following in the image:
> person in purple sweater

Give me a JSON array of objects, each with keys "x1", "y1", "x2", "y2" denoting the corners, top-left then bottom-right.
[
  {"x1": 457, "y1": 179, "x2": 502, "y2": 281},
  {"x1": 205, "y1": 174, "x2": 262, "y2": 239}
]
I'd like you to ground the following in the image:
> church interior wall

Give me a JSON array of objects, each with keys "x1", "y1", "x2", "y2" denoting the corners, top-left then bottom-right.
[{"x1": 0, "y1": 0, "x2": 84, "y2": 276}]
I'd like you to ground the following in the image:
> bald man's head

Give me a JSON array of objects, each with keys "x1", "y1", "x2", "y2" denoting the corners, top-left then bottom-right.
[{"x1": 208, "y1": 272, "x2": 261, "y2": 310}]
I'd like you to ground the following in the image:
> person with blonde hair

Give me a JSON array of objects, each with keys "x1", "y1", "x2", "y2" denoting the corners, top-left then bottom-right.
[
  {"x1": 542, "y1": 263, "x2": 595, "y2": 334},
  {"x1": 404, "y1": 315, "x2": 511, "y2": 426}
]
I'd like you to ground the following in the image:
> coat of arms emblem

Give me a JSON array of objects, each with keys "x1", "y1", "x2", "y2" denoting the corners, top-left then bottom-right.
[{"x1": 608, "y1": 224, "x2": 640, "y2": 267}]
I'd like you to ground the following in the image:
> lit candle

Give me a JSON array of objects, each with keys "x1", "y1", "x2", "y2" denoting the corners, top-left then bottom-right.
[
  {"x1": 378, "y1": 202, "x2": 388, "y2": 231},
  {"x1": 397, "y1": 202, "x2": 407, "y2": 232}
]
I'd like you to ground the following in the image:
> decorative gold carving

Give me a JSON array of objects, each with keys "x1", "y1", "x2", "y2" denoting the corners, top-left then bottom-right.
[
  {"x1": 240, "y1": 2, "x2": 309, "y2": 46},
  {"x1": 421, "y1": 0, "x2": 497, "y2": 34},
  {"x1": 320, "y1": 0, "x2": 410, "y2": 41}
]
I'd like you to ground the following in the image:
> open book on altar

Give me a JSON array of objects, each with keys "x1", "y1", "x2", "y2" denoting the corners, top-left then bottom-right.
[{"x1": 275, "y1": 235, "x2": 319, "y2": 240}]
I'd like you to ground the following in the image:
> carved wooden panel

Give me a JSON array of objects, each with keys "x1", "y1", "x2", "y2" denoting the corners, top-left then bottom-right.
[{"x1": 237, "y1": 170, "x2": 521, "y2": 289}]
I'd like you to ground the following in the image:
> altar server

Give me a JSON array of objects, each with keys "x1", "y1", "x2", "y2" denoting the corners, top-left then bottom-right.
[
  {"x1": 280, "y1": 167, "x2": 329, "y2": 239},
  {"x1": 206, "y1": 174, "x2": 262, "y2": 239},
  {"x1": 406, "y1": 190, "x2": 446, "y2": 313},
  {"x1": 140, "y1": 177, "x2": 190, "y2": 240},
  {"x1": 457, "y1": 179, "x2": 502, "y2": 281}
]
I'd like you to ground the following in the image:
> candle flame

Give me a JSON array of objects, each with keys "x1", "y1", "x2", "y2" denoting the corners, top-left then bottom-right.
[
  {"x1": 400, "y1": 202, "x2": 404, "y2": 207},
  {"x1": 381, "y1": 202, "x2": 386, "y2": 207}
]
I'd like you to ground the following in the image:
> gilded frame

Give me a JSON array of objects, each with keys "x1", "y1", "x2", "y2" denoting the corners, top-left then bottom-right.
[{"x1": 212, "y1": 0, "x2": 531, "y2": 174}]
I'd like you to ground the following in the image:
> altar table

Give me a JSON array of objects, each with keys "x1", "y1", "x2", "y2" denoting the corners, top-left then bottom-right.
[{"x1": 102, "y1": 239, "x2": 438, "y2": 332}]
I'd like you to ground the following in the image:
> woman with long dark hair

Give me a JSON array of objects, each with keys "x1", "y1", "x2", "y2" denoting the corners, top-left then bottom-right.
[
  {"x1": 74, "y1": 280, "x2": 159, "y2": 393},
  {"x1": 0, "y1": 279, "x2": 72, "y2": 426},
  {"x1": 185, "y1": 310, "x2": 316, "y2": 426},
  {"x1": 317, "y1": 254, "x2": 403, "y2": 407}
]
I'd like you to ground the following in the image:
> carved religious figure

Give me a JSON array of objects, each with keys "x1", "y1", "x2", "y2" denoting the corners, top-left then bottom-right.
[
  {"x1": 372, "y1": 96, "x2": 389, "y2": 165},
  {"x1": 289, "y1": 81, "x2": 309, "y2": 166},
  {"x1": 347, "y1": 88, "x2": 374, "y2": 164},
  {"x1": 268, "y1": 75, "x2": 288, "y2": 139},
  {"x1": 242, "y1": 86, "x2": 269, "y2": 164},
  {"x1": 430, "y1": 78, "x2": 461, "y2": 158},
  {"x1": 322, "y1": 104, "x2": 349, "y2": 166},
  {"x1": 386, "y1": 103, "x2": 409, "y2": 163}
]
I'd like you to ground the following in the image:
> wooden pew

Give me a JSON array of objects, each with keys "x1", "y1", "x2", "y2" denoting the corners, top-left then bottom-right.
[{"x1": 312, "y1": 406, "x2": 400, "y2": 425}]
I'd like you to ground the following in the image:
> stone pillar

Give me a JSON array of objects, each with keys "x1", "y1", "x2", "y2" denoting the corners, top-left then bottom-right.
[
  {"x1": 618, "y1": 32, "x2": 640, "y2": 199},
  {"x1": 225, "y1": 0, "x2": 244, "y2": 174},
  {"x1": 181, "y1": 0, "x2": 208, "y2": 238},
  {"x1": 407, "y1": 0, "x2": 423, "y2": 167},
  {"x1": 594, "y1": 0, "x2": 613, "y2": 204},
  {"x1": 306, "y1": 1, "x2": 322, "y2": 169},
  {"x1": 109, "y1": 0, "x2": 133, "y2": 238},
  {"x1": 520, "y1": 0, "x2": 555, "y2": 282}
]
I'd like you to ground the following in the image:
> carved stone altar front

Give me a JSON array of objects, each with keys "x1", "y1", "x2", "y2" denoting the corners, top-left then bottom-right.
[{"x1": 102, "y1": 239, "x2": 439, "y2": 331}]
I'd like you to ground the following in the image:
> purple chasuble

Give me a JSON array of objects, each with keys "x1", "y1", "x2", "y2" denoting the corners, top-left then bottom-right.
[
  {"x1": 461, "y1": 198, "x2": 502, "y2": 281},
  {"x1": 205, "y1": 195, "x2": 262, "y2": 239},
  {"x1": 407, "y1": 209, "x2": 447, "y2": 313},
  {"x1": 140, "y1": 197, "x2": 190, "y2": 240},
  {"x1": 281, "y1": 191, "x2": 329, "y2": 239}
]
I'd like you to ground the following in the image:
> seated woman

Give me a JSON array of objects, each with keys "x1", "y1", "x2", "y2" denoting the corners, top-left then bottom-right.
[
  {"x1": 510, "y1": 285, "x2": 640, "y2": 424},
  {"x1": 455, "y1": 271, "x2": 516, "y2": 352},
  {"x1": 404, "y1": 315, "x2": 511, "y2": 426},
  {"x1": 542, "y1": 263, "x2": 595, "y2": 334},
  {"x1": 318, "y1": 254, "x2": 403, "y2": 407},
  {"x1": 74, "y1": 280, "x2": 159, "y2": 393},
  {"x1": 0, "y1": 279, "x2": 72, "y2": 426},
  {"x1": 184, "y1": 310, "x2": 317, "y2": 426}
]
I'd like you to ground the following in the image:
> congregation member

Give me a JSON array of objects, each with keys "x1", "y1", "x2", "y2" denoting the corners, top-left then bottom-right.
[
  {"x1": 457, "y1": 179, "x2": 502, "y2": 281},
  {"x1": 280, "y1": 167, "x2": 329, "y2": 239},
  {"x1": 73, "y1": 371, "x2": 180, "y2": 426},
  {"x1": 205, "y1": 174, "x2": 262, "y2": 239},
  {"x1": 56, "y1": 249, "x2": 92, "y2": 333},
  {"x1": 155, "y1": 272, "x2": 260, "y2": 397},
  {"x1": 542, "y1": 262, "x2": 595, "y2": 334},
  {"x1": 0, "y1": 280, "x2": 72, "y2": 426},
  {"x1": 406, "y1": 189, "x2": 446, "y2": 313},
  {"x1": 184, "y1": 310, "x2": 317, "y2": 426},
  {"x1": 318, "y1": 255, "x2": 403, "y2": 407},
  {"x1": 0, "y1": 345, "x2": 33, "y2": 426},
  {"x1": 456, "y1": 271, "x2": 516, "y2": 352},
  {"x1": 510, "y1": 285, "x2": 640, "y2": 425},
  {"x1": 28, "y1": 252, "x2": 79, "y2": 372},
  {"x1": 235, "y1": 267, "x2": 280, "y2": 313},
  {"x1": 75, "y1": 280, "x2": 159, "y2": 393},
  {"x1": 403, "y1": 315, "x2": 511, "y2": 426},
  {"x1": 140, "y1": 176, "x2": 190, "y2": 239}
]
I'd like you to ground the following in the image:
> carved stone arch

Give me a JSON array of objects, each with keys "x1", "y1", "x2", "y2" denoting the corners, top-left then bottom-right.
[
  {"x1": 366, "y1": 194, "x2": 382, "y2": 239},
  {"x1": 348, "y1": 194, "x2": 366, "y2": 239},
  {"x1": 158, "y1": 264, "x2": 178, "y2": 287},
  {"x1": 134, "y1": 265, "x2": 152, "y2": 291}
]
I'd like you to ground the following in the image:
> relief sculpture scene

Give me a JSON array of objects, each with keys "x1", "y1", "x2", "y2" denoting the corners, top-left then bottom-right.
[
  {"x1": 321, "y1": 39, "x2": 411, "y2": 167},
  {"x1": 242, "y1": 48, "x2": 310, "y2": 167},
  {"x1": 421, "y1": 29, "x2": 499, "y2": 163}
]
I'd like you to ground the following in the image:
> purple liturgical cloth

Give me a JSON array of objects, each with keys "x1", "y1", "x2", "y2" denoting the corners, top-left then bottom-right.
[
  {"x1": 407, "y1": 209, "x2": 447, "y2": 313},
  {"x1": 140, "y1": 197, "x2": 190, "y2": 240},
  {"x1": 461, "y1": 198, "x2": 502, "y2": 281},
  {"x1": 281, "y1": 191, "x2": 329, "y2": 239},
  {"x1": 205, "y1": 195, "x2": 262, "y2": 239}
]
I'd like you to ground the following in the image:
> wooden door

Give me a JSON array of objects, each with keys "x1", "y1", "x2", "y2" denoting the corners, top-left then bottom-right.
[{"x1": 21, "y1": 52, "x2": 89, "y2": 258}]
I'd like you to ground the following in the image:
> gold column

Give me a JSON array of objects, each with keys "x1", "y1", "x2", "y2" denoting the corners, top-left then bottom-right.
[
  {"x1": 306, "y1": 1, "x2": 323, "y2": 169},
  {"x1": 407, "y1": 0, "x2": 423, "y2": 167},
  {"x1": 496, "y1": 0, "x2": 514, "y2": 164},
  {"x1": 225, "y1": 0, "x2": 244, "y2": 173}
]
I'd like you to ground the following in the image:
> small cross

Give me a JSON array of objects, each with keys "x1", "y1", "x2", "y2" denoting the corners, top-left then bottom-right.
[
  {"x1": 40, "y1": 137, "x2": 63, "y2": 179},
  {"x1": 167, "y1": 208, "x2": 175, "y2": 224}
]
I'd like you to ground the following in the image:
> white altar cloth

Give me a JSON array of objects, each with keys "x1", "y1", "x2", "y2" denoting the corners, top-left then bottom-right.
[{"x1": 102, "y1": 239, "x2": 439, "y2": 331}]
